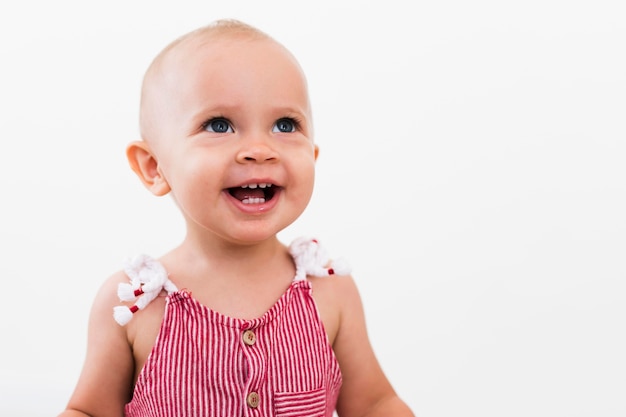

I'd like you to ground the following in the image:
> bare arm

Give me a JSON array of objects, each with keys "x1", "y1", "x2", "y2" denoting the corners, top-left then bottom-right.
[
  {"x1": 333, "y1": 276, "x2": 414, "y2": 417},
  {"x1": 58, "y1": 272, "x2": 135, "y2": 417}
]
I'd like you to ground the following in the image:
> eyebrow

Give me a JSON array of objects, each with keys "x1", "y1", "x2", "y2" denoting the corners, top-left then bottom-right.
[{"x1": 190, "y1": 102, "x2": 309, "y2": 120}]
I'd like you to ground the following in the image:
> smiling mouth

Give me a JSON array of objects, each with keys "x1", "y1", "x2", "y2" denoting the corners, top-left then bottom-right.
[{"x1": 228, "y1": 183, "x2": 277, "y2": 204}]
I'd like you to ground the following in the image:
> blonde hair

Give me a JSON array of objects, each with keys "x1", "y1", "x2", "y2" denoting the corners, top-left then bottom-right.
[{"x1": 156, "y1": 19, "x2": 272, "y2": 60}]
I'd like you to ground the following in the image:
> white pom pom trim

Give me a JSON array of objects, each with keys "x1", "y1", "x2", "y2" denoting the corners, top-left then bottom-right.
[
  {"x1": 113, "y1": 306, "x2": 135, "y2": 326},
  {"x1": 117, "y1": 283, "x2": 137, "y2": 301},
  {"x1": 289, "y1": 237, "x2": 351, "y2": 280},
  {"x1": 114, "y1": 255, "x2": 178, "y2": 326}
]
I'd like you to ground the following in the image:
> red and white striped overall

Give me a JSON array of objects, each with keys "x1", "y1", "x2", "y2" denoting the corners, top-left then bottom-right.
[{"x1": 120, "y1": 238, "x2": 349, "y2": 417}]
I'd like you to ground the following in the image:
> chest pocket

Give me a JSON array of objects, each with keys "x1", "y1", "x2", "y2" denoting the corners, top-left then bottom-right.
[{"x1": 274, "y1": 387, "x2": 328, "y2": 417}]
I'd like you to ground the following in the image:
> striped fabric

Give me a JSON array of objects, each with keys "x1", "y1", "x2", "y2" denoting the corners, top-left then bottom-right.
[{"x1": 124, "y1": 280, "x2": 342, "y2": 417}]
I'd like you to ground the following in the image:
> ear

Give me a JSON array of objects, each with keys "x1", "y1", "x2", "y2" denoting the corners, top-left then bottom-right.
[
  {"x1": 313, "y1": 144, "x2": 319, "y2": 161},
  {"x1": 126, "y1": 141, "x2": 171, "y2": 196}
]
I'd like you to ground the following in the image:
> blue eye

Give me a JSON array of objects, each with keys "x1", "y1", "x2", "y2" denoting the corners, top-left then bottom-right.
[
  {"x1": 273, "y1": 118, "x2": 297, "y2": 133},
  {"x1": 204, "y1": 118, "x2": 233, "y2": 133}
]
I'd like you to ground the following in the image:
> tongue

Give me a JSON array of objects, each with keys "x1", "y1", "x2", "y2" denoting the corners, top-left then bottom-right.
[{"x1": 230, "y1": 187, "x2": 265, "y2": 201}]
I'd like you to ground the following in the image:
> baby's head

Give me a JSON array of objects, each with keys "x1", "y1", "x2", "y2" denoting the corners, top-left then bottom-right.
[{"x1": 128, "y1": 19, "x2": 318, "y2": 243}]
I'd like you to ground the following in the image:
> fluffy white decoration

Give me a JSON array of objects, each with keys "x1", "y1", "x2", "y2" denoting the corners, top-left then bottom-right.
[
  {"x1": 117, "y1": 283, "x2": 137, "y2": 302},
  {"x1": 113, "y1": 254, "x2": 178, "y2": 326},
  {"x1": 329, "y1": 257, "x2": 351, "y2": 276},
  {"x1": 289, "y1": 237, "x2": 351, "y2": 280},
  {"x1": 113, "y1": 306, "x2": 134, "y2": 326}
]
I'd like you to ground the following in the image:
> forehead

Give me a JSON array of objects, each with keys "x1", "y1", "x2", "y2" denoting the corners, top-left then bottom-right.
[
  {"x1": 142, "y1": 34, "x2": 310, "y2": 122},
  {"x1": 154, "y1": 34, "x2": 307, "y2": 98}
]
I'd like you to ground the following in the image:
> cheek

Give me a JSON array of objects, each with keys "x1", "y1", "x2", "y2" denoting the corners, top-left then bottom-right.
[
  {"x1": 166, "y1": 154, "x2": 222, "y2": 198},
  {"x1": 294, "y1": 158, "x2": 317, "y2": 200}
]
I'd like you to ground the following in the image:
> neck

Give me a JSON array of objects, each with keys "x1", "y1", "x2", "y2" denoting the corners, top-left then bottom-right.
[{"x1": 166, "y1": 234, "x2": 294, "y2": 285}]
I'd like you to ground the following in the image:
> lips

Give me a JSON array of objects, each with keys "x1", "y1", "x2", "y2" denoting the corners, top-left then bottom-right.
[{"x1": 228, "y1": 183, "x2": 277, "y2": 204}]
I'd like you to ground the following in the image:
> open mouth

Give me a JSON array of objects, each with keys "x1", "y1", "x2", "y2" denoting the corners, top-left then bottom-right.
[{"x1": 228, "y1": 183, "x2": 278, "y2": 204}]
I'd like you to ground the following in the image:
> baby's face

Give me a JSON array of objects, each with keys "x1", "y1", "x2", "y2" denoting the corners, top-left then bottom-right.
[{"x1": 140, "y1": 35, "x2": 318, "y2": 244}]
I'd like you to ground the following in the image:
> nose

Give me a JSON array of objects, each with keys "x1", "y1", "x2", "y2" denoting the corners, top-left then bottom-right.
[{"x1": 236, "y1": 135, "x2": 279, "y2": 164}]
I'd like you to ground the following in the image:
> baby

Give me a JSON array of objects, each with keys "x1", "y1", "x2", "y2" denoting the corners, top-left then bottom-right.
[{"x1": 59, "y1": 19, "x2": 414, "y2": 417}]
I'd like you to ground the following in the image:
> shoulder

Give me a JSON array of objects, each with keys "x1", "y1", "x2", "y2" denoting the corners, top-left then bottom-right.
[
  {"x1": 91, "y1": 269, "x2": 133, "y2": 328},
  {"x1": 309, "y1": 271, "x2": 360, "y2": 347},
  {"x1": 88, "y1": 268, "x2": 141, "y2": 348},
  {"x1": 90, "y1": 259, "x2": 170, "y2": 343},
  {"x1": 92, "y1": 263, "x2": 169, "y2": 372},
  {"x1": 97, "y1": 257, "x2": 172, "y2": 349}
]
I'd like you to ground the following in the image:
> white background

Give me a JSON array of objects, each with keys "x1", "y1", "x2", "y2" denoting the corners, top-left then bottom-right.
[{"x1": 1, "y1": 1, "x2": 625, "y2": 416}]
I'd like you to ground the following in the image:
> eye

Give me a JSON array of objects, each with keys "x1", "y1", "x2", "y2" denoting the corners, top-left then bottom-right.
[
  {"x1": 272, "y1": 118, "x2": 298, "y2": 133},
  {"x1": 203, "y1": 118, "x2": 233, "y2": 133}
]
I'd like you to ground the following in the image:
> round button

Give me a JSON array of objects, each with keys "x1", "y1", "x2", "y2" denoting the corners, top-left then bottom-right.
[
  {"x1": 243, "y1": 329, "x2": 256, "y2": 346},
  {"x1": 246, "y1": 391, "x2": 260, "y2": 408}
]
